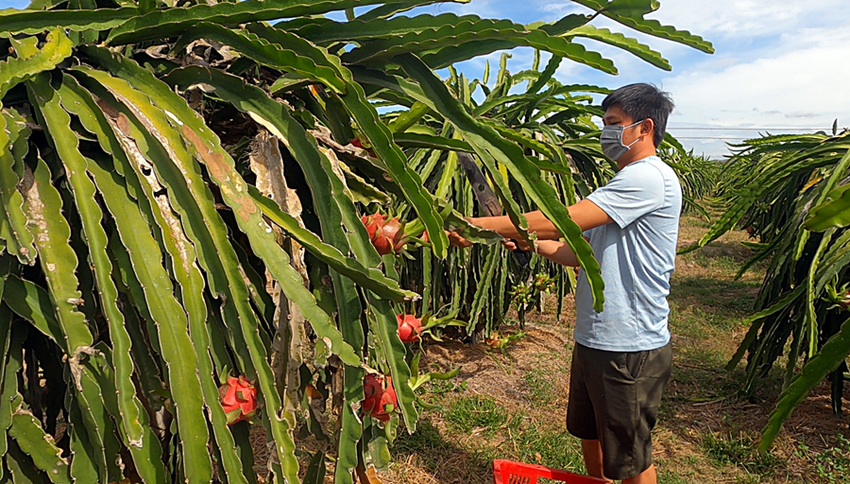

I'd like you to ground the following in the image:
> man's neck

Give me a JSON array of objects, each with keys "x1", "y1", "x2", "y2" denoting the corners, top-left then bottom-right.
[{"x1": 617, "y1": 148, "x2": 657, "y2": 170}]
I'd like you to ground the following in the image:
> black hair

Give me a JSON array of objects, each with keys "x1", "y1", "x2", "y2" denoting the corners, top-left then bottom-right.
[{"x1": 601, "y1": 83, "x2": 674, "y2": 147}]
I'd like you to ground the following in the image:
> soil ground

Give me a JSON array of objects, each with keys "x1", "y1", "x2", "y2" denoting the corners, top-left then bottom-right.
[{"x1": 376, "y1": 214, "x2": 850, "y2": 484}]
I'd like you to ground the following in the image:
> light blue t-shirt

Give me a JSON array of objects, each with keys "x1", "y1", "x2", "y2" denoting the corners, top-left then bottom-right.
[{"x1": 573, "y1": 155, "x2": 682, "y2": 352}]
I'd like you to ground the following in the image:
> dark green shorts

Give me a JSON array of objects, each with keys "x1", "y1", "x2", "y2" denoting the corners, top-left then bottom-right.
[{"x1": 566, "y1": 341, "x2": 672, "y2": 480}]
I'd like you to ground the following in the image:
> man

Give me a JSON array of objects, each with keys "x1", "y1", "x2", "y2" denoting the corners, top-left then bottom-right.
[{"x1": 451, "y1": 83, "x2": 680, "y2": 483}]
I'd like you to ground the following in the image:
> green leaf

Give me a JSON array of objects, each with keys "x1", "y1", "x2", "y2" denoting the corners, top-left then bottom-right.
[
  {"x1": 387, "y1": 102, "x2": 430, "y2": 133},
  {"x1": 159, "y1": 59, "x2": 373, "y2": 482},
  {"x1": 0, "y1": 109, "x2": 36, "y2": 265},
  {"x1": 86, "y1": 154, "x2": 215, "y2": 484},
  {"x1": 78, "y1": 47, "x2": 304, "y2": 483},
  {"x1": 72, "y1": 357, "x2": 124, "y2": 483},
  {"x1": 31, "y1": 73, "x2": 167, "y2": 482},
  {"x1": 440, "y1": 205, "x2": 503, "y2": 244},
  {"x1": 419, "y1": 29, "x2": 616, "y2": 73},
  {"x1": 396, "y1": 54, "x2": 605, "y2": 312},
  {"x1": 564, "y1": 24, "x2": 670, "y2": 70},
  {"x1": 240, "y1": 23, "x2": 449, "y2": 256},
  {"x1": 337, "y1": 162, "x2": 391, "y2": 206},
  {"x1": 58, "y1": 74, "x2": 244, "y2": 482},
  {"x1": 171, "y1": 65, "x2": 370, "y2": 484},
  {"x1": 172, "y1": 23, "x2": 348, "y2": 94},
  {"x1": 3, "y1": 275, "x2": 67, "y2": 348},
  {"x1": 344, "y1": 19, "x2": 616, "y2": 75},
  {"x1": 467, "y1": 245, "x2": 500, "y2": 333},
  {"x1": 760, "y1": 314, "x2": 850, "y2": 451},
  {"x1": 356, "y1": 0, "x2": 466, "y2": 21},
  {"x1": 537, "y1": 14, "x2": 593, "y2": 35},
  {"x1": 16, "y1": 146, "x2": 93, "y2": 355},
  {"x1": 9, "y1": 408, "x2": 71, "y2": 484},
  {"x1": 233, "y1": 79, "x2": 421, "y2": 438},
  {"x1": 287, "y1": 13, "x2": 510, "y2": 45},
  {"x1": 814, "y1": 229, "x2": 850, "y2": 295},
  {"x1": 251, "y1": 185, "x2": 414, "y2": 304},
  {"x1": 339, "y1": 85, "x2": 449, "y2": 258},
  {"x1": 804, "y1": 152, "x2": 850, "y2": 230},
  {"x1": 63, "y1": 86, "x2": 216, "y2": 480},
  {"x1": 0, "y1": 315, "x2": 22, "y2": 483},
  {"x1": 392, "y1": 132, "x2": 472, "y2": 152},
  {"x1": 99, "y1": 66, "x2": 362, "y2": 393},
  {"x1": 525, "y1": 54, "x2": 562, "y2": 96},
  {"x1": 161, "y1": 66, "x2": 415, "y2": 304},
  {"x1": 304, "y1": 452, "x2": 326, "y2": 484},
  {"x1": 0, "y1": 29, "x2": 72, "y2": 98},
  {"x1": 65, "y1": 391, "x2": 103, "y2": 484},
  {"x1": 572, "y1": 0, "x2": 714, "y2": 53},
  {"x1": 680, "y1": 141, "x2": 845, "y2": 253},
  {"x1": 339, "y1": 16, "x2": 519, "y2": 63},
  {"x1": 105, "y1": 0, "x2": 427, "y2": 45},
  {"x1": 0, "y1": 6, "x2": 137, "y2": 34}
]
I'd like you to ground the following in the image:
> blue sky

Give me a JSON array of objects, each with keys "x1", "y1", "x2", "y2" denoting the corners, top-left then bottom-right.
[{"x1": 3, "y1": 0, "x2": 848, "y2": 158}]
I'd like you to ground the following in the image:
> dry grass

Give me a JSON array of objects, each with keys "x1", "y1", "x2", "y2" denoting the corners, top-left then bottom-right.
[{"x1": 371, "y1": 214, "x2": 850, "y2": 484}]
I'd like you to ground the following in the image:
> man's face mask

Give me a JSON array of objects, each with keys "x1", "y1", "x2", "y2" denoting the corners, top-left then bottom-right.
[{"x1": 600, "y1": 119, "x2": 646, "y2": 161}]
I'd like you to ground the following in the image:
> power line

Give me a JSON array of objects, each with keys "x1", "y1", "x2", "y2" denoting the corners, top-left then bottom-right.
[
  {"x1": 675, "y1": 136, "x2": 761, "y2": 140},
  {"x1": 668, "y1": 127, "x2": 832, "y2": 131}
]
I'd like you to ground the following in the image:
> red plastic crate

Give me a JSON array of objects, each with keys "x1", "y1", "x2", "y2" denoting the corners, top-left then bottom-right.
[{"x1": 493, "y1": 459, "x2": 608, "y2": 484}]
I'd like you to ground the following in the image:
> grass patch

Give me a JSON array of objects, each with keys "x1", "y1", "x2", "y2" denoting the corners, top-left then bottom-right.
[
  {"x1": 670, "y1": 303, "x2": 748, "y2": 336},
  {"x1": 426, "y1": 378, "x2": 468, "y2": 396},
  {"x1": 684, "y1": 251, "x2": 745, "y2": 272},
  {"x1": 657, "y1": 469, "x2": 697, "y2": 484},
  {"x1": 670, "y1": 277, "x2": 761, "y2": 317},
  {"x1": 667, "y1": 364, "x2": 739, "y2": 402},
  {"x1": 701, "y1": 433, "x2": 782, "y2": 479},
  {"x1": 513, "y1": 423, "x2": 584, "y2": 473},
  {"x1": 794, "y1": 434, "x2": 850, "y2": 484},
  {"x1": 523, "y1": 367, "x2": 556, "y2": 405},
  {"x1": 392, "y1": 419, "x2": 494, "y2": 479},
  {"x1": 393, "y1": 419, "x2": 445, "y2": 456},
  {"x1": 443, "y1": 395, "x2": 512, "y2": 434}
]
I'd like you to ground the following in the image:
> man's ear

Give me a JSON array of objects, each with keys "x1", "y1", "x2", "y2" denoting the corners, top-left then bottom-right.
[{"x1": 641, "y1": 118, "x2": 655, "y2": 136}]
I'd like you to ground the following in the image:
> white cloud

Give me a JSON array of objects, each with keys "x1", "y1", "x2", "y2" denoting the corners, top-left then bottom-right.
[
  {"x1": 424, "y1": 0, "x2": 509, "y2": 20},
  {"x1": 646, "y1": 0, "x2": 847, "y2": 38},
  {"x1": 661, "y1": 23, "x2": 850, "y2": 157}
]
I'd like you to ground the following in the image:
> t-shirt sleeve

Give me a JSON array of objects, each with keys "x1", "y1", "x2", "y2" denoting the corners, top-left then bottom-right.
[{"x1": 587, "y1": 164, "x2": 665, "y2": 228}]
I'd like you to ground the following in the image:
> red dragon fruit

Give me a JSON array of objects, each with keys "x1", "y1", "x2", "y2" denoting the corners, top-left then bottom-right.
[
  {"x1": 360, "y1": 213, "x2": 407, "y2": 255},
  {"x1": 361, "y1": 374, "x2": 398, "y2": 422},
  {"x1": 397, "y1": 314, "x2": 423, "y2": 343},
  {"x1": 219, "y1": 375, "x2": 258, "y2": 426}
]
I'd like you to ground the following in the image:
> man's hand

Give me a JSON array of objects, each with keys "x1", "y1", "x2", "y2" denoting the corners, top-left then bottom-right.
[
  {"x1": 535, "y1": 240, "x2": 579, "y2": 266},
  {"x1": 447, "y1": 199, "x2": 613, "y2": 250},
  {"x1": 463, "y1": 201, "x2": 612, "y2": 242},
  {"x1": 447, "y1": 230, "x2": 472, "y2": 248},
  {"x1": 502, "y1": 238, "x2": 530, "y2": 252}
]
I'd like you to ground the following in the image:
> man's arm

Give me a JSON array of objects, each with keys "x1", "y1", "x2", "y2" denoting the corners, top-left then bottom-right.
[
  {"x1": 535, "y1": 240, "x2": 579, "y2": 266},
  {"x1": 468, "y1": 199, "x2": 613, "y2": 241}
]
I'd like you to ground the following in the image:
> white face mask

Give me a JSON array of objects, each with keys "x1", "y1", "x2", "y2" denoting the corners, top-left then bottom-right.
[{"x1": 600, "y1": 119, "x2": 645, "y2": 161}]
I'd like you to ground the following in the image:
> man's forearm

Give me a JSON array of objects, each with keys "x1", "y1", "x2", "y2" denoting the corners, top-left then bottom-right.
[
  {"x1": 470, "y1": 210, "x2": 562, "y2": 240},
  {"x1": 468, "y1": 200, "x2": 612, "y2": 242},
  {"x1": 535, "y1": 240, "x2": 578, "y2": 266}
]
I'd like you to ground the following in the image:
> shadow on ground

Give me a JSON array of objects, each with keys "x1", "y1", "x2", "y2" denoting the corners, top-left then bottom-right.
[{"x1": 392, "y1": 419, "x2": 495, "y2": 484}]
